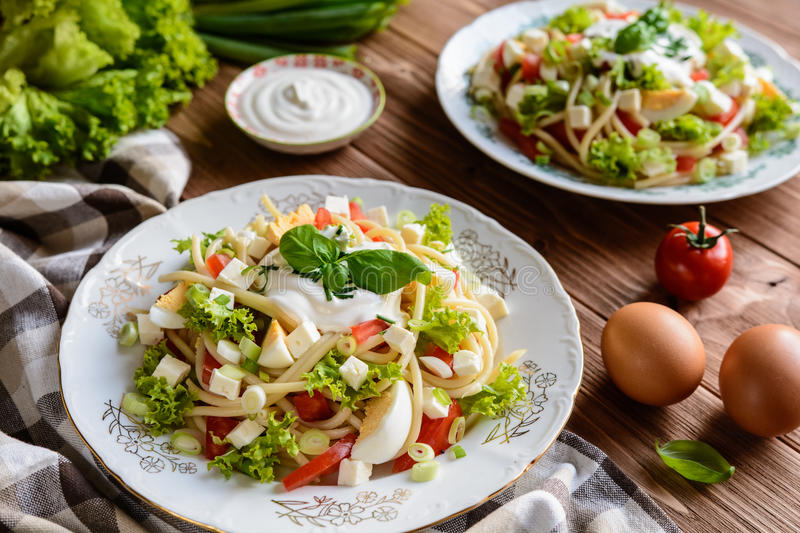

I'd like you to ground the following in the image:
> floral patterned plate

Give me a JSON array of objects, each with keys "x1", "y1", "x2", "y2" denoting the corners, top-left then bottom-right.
[
  {"x1": 59, "y1": 176, "x2": 583, "y2": 532},
  {"x1": 436, "y1": 0, "x2": 800, "y2": 204}
]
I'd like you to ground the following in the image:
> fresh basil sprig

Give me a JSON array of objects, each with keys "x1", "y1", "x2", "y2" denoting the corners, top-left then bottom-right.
[
  {"x1": 279, "y1": 225, "x2": 432, "y2": 301},
  {"x1": 654, "y1": 439, "x2": 735, "y2": 483},
  {"x1": 614, "y1": 4, "x2": 670, "y2": 54}
]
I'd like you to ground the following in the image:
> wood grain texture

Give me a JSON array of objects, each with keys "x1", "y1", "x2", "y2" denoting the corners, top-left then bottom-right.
[{"x1": 167, "y1": 1, "x2": 800, "y2": 530}]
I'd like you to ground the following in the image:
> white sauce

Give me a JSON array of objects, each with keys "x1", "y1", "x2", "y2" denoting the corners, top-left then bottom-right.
[
  {"x1": 241, "y1": 68, "x2": 372, "y2": 144},
  {"x1": 584, "y1": 18, "x2": 629, "y2": 40}
]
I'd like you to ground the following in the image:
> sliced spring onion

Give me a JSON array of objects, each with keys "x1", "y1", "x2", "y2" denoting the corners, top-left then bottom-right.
[
  {"x1": 721, "y1": 134, "x2": 742, "y2": 152},
  {"x1": 694, "y1": 157, "x2": 717, "y2": 183},
  {"x1": 241, "y1": 357, "x2": 259, "y2": 375},
  {"x1": 448, "y1": 416, "x2": 466, "y2": 445},
  {"x1": 185, "y1": 283, "x2": 210, "y2": 308},
  {"x1": 238, "y1": 337, "x2": 261, "y2": 360},
  {"x1": 299, "y1": 429, "x2": 330, "y2": 455},
  {"x1": 121, "y1": 392, "x2": 149, "y2": 416},
  {"x1": 171, "y1": 429, "x2": 204, "y2": 455},
  {"x1": 432, "y1": 387, "x2": 451, "y2": 406},
  {"x1": 219, "y1": 364, "x2": 247, "y2": 381},
  {"x1": 408, "y1": 442, "x2": 435, "y2": 462},
  {"x1": 636, "y1": 128, "x2": 661, "y2": 149},
  {"x1": 258, "y1": 370, "x2": 271, "y2": 383},
  {"x1": 351, "y1": 196, "x2": 364, "y2": 207},
  {"x1": 214, "y1": 294, "x2": 230, "y2": 305},
  {"x1": 241, "y1": 385, "x2": 267, "y2": 414},
  {"x1": 407, "y1": 318, "x2": 426, "y2": 329},
  {"x1": 448, "y1": 445, "x2": 467, "y2": 459},
  {"x1": 396, "y1": 209, "x2": 416, "y2": 228},
  {"x1": 336, "y1": 335, "x2": 357, "y2": 356},
  {"x1": 117, "y1": 321, "x2": 139, "y2": 347},
  {"x1": 411, "y1": 460, "x2": 439, "y2": 482},
  {"x1": 376, "y1": 314, "x2": 395, "y2": 324}
]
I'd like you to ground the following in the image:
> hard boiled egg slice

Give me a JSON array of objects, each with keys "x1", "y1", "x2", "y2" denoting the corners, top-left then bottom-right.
[
  {"x1": 350, "y1": 381, "x2": 412, "y2": 465},
  {"x1": 641, "y1": 89, "x2": 698, "y2": 123},
  {"x1": 149, "y1": 283, "x2": 188, "y2": 329}
]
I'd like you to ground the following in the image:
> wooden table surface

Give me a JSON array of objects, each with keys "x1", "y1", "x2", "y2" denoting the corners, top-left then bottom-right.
[{"x1": 168, "y1": 1, "x2": 800, "y2": 531}]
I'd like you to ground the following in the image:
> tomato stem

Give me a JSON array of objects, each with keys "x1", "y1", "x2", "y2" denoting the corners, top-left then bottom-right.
[{"x1": 668, "y1": 205, "x2": 738, "y2": 250}]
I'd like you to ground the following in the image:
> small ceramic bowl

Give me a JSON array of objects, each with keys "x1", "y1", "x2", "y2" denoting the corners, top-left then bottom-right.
[{"x1": 225, "y1": 54, "x2": 385, "y2": 155}]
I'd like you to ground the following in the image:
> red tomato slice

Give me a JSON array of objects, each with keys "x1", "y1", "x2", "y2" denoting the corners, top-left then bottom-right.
[
  {"x1": 292, "y1": 391, "x2": 333, "y2": 422},
  {"x1": 521, "y1": 53, "x2": 542, "y2": 83},
  {"x1": 690, "y1": 68, "x2": 710, "y2": 82},
  {"x1": 676, "y1": 155, "x2": 697, "y2": 173},
  {"x1": 349, "y1": 201, "x2": 365, "y2": 221},
  {"x1": 709, "y1": 99, "x2": 739, "y2": 126},
  {"x1": 314, "y1": 207, "x2": 332, "y2": 230},
  {"x1": 565, "y1": 33, "x2": 583, "y2": 43},
  {"x1": 206, "y1": 253, "x2": 232, "y2": 278},
  {"x1": 617, "y1": 111, "x2": 643, "y2": 136},
  {"x1": 493, "y1": 41, "x2": 505, "y2": 73},
  {"x1": 605, "y1": 10, "x2": 637, "y2": 19},
  {"x1": 202, "y1": 352, "x2": 223, "y2": 386},
  {"x1": 205, "y1": 416, "x2": 239, "y2": 460},
  {"x1": 392, "y1": 402, "x2": 462, "y2": 473},
  {"x1": 350, "y1": 318, "x2": 390, "y2": 344},
  {"x1": 499, "y1": 118, "x2": 523, "y2": 143},
  {"x1": 282, "y1": 433, "x2": 357, "y2": 491},
  {"x1": 517, "y1": 135, "x2": 541, "y2": 162}
]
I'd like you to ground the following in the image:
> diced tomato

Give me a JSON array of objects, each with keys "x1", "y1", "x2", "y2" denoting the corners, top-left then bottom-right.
[
  {"x1": 350, "y1": 318, "x2": 390, "y2": 344},
  {"x1": 690, "y1": 68, "x2": 710, "y2": 82},
  {"x1": 282, "y1": 433, "x2": 357, "y2": 491},
  {"x1": 565, "y1": 33, "x2": 583, "y2": 43},
  {"x1": 349, "y1": 201, "x2": 365, "y2": 221},
  {"x1": 393, "y1": 402, "x2": 462, "y2": 473},
  {"x1": 206, "y1": 253, "x2": 231, "y2": 278},
  {"x1": 617, "y1": 111, "x2": 643, "y2": 136},
  {"x1": 604, "y1": 10, "x2": 637, "y2": 19},
  {"x1": 520, "y1": 53, "x2": 542, "y2": 83},
  {"x1": 425, "y1": 344, "x2": 454, "y2": 368},
  {"x1": 202, "y1": 352, "x2": 223, "y2": 386},
  {"x1": 676, "y1": 156, "x2": 698, "y2": 173},
  {"x1": 354, "y1": 221, "x2": 382, "y2": 241},
  {"x1": 205, "y1": 417, "x2": 239, "y2": 460},
  {"x1": 292, "y1": 391, "x2": 333, "y2": 422},
  {"x1": 314, "y1": 207, "x2": 332, "y2": 230},
  {"x1": 517, "y1": 135, "x2": 542, "y2": 162},
  {"x1": 493, "y1": 41, "x2": 505, "y2": 74},
  {"x1": 734, "y1": 127, "x2": 749, "y2": 147},
  {"x1": 453, "y1": 269, "x2": 460, "y2": 289},
  {"x1": 709, "y1": 99, "x2": 739, "y2": 126},
  {"x1": 499, "y1": 118, "x2": 523, "y2": 143}
]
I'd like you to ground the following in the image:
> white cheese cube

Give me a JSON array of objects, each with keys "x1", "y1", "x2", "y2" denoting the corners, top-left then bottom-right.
[
  {"x1": 286, "y1": 321, "x2": 321, "y2": 358},
  {"x1": 209, "y1": 287, "x2": 234, "y2": 310},
  {"x1": 136, "y1": 313, "x2": 164, "y2": 345},
  {"x1": 567, "y1": 105, "x2": 592, "y2": 129},
  {"x1": 431, "y1": 265, "x2": 457, "y2": 294},
  {"x1": 151, "y1": 354, "x2": 191, "y2": 387},
  {"x1": 693, "y1": 80, "x2": 733, "y2": 116},
  {"x1": 521, "y1": 28, "x2": 548, "y2": 55},
  {"x1": 216, "y1": 257, "x2": 252, "y2": 290},
  {"x1": 464, "y1": 308, "x2": 487, "y2": 334},
  {"x1": 237, "y1": 229, "x2": 256, "y2": 246},
  {"x1": 364, "y1": 206, "x2": 389, "y2": 227},
  {"x1": 226, "y1": 419, "x2": 265, "y2": 449},
  {"x1": 716, "y1": 39, "x2": 748, "y2": 62},
  {"x1": 419, "y1": 356, "x2": 454, "y2": 379},
  {"x1": 209, "y1": 368, "x2": 241, "y2": 400},
  {"x1": 505, "y1": 83, "x2": 526, "y2": 113},
  {"x1": 248, "y1": 236, "x2": 269, "y2": 259},
  {"x1": 401, "y1": 223, "x2": 425, "y2": 245},
  {"x1": 422, "y1": 387, "x2": 450, "y2": 419},
  {"x1": 324, "y1": 195, "x2": 350, "y2": 217},
  {"x1": 569, "y1": 39, "x2": 592, "y2": 60},
  {"x1": 453, "y1": 350, "x2": 482, "y2": 377},
  {"x1": 539, "y1": 62, "x2": 558, "y2": 82},
  {"x1": 338, "y1": 458, "x2": 372, "y2": 486},
  {"x1": 340, "y1": 356, "x2": 369, "y2": 390},
  {"x1": 476, "y1": 285, "x2": 509, "y2": 320},
  {"x1": 216, "y1": 339, "x2": 242, "y2": 365},
  {"x1": 618, "y1": 89, "x2": 642, "y2": 113},
  {"x1": 382, "y1": 325, "x2": 416, "y2": 355},
  {"x1": 472, "y1": 50, "x2": 502, "y2": 95},
  {"x1": 501, "y1": 39, "x2": 525, "y2": 68},
  {"x1": 258, "y1": 337, "x2": 294, "y2": 368},
  {"x1": 718, "y1": 150, "x2": 748, "y2": 174}
]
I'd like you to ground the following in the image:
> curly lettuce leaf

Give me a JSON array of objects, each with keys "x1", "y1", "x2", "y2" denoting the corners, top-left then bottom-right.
[
  {"x1": 686, "y1": 9, "x2": 738, "y2": 52},
  {"x1": 61, "y1": 0, "x2": 140, "y2": 59},
  {"x1": 178, "y1": 283, "x2": 256, "y2": 342},
  {"x1": 611, "y1": 60, "x2": 671, "y2": 91},
  {"x1": 0, "y1": 0, "x2": 56, "y2": 29},
  {"x1": 410, "y1": 307, "x2": 479, "y2": 355},
  {"x1": 459, "y1": 364, "x2": 526, "y2": 417},
  {"x1": 133, "y1": 339, "x2": 173, "y2": 381},
  {"x1": 588, "y1": 133, "x2": 640, "y2": 183},
  {"x1": 654, "y1": 115, "x2": 722, "y2": 144},
  {"x1": 416, "y1": 203, "x2": 453, "y2": 248},
  {"x1": 209, "y1": 412, "x2": 298, "y2": 483},
  {"x1": 706, "y1": 53, "x2": 745, "y2": 89},
  {"x1": 748, "y1": 93, "x2": 795, "y2": 134},
  {"x1": 516, "y1": 82, "x2": 568, "y2": 135},
  {"x1": 548, "y1": 6, "x2": 593, "y2": 34}
]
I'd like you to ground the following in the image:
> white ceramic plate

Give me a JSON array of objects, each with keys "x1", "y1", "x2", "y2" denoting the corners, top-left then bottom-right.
[
  {"x1": 60, "y1": 176, "x2": 583, "y2": 533},
  {"x1": 436, "y1": 0, "x2": 800, "y2": 205}
]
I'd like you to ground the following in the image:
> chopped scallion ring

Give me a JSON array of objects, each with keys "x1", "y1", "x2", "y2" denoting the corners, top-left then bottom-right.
[
  {"x1": 448, "y1": 416, "x2": 466, "y2": 445},
  {"x1": 238, "y1": 337, "x2": 261, "y2": 360},
  {"x1": 299, "y1": 429, "x2": 330, "y2": 455},
  {"x1": 117, "y1": 321, "x2": 139, "y2": 347},
  {"x1": 219, "y1": 364, "x2": 247, "y2": 381},
  {"x1": 432, "y1": 387, "x2": 451, "y2": 406},
  {"x1": 407, "y1": 318, "x2": 426, "y2": 329},
  {"x1": 171, "y1": 429, "x2": 203, "y2": 455},
  {"x1": 214, "y1": 294, "x2": 230, "y2": 305},
  {"x1": 336, "y1": 335, "x2": 357, "y2": 356},
  {"x1": 396, "y1": 209, "x2": 416, "y2": 228},
  {"x1": 121, "y1": 392, "x2": 149, "y2": 416},
  {"x1": 241, "y1": 385, "x2": 267, "y2": 414},
  {"x1": 411, "y1": 460, "x2": 439, "y2": 482},
  {"x1": 448, "y1": 445, "x2": 467, "y2": 459},
  {"x1": 241, "y1": 358, "x2": 259, "y2": 375},
  {"x1": 258, "y1": 370, "x2": 271, "y2": 383},
  {"x1": 408, "y1": 442, "x2": 435, "y2": 462}
]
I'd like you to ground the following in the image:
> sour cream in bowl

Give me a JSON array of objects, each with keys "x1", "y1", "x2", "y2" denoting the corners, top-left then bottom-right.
[{"x1": 226, "y1": 54, "x2": 385, "y2": 154}]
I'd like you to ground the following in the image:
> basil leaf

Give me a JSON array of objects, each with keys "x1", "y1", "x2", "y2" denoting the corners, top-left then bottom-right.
[
  {"x1": 279, "y1": 225, "x2": 339, "y2": 273},
  {"x1": 655, "y1": 440, "x2": 735, "y2": 483},
  {"x1": 345, "y1": 249, "x2": 431, "y2": 294},
  {"x1": 320, "y1": 262, "x2": 350, "y2": 301}
]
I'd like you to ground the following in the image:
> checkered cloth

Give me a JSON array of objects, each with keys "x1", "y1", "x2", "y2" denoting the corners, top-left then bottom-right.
[{"x1": 0, "y1": 130, "x2": 681, "y2": 533}]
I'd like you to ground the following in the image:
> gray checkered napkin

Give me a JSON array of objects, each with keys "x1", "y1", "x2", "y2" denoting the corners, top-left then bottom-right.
[{"x1": 0, "y1": 129, "x2": 680, "y2": 533}]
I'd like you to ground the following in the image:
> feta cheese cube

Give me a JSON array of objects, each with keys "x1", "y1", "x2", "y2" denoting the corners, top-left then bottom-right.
[
  {"x1": 248, "y1": 236, "x2": 269, "y2": 259},
  {"x1": 720, "y1": 80, "x2": 743, "y2": 98},
  {"x1": 258, "y1": 337, "x2": 294, "y2": 368},
  {"x1": 618, "y1": 89, "x2": 642, "y2": 113},
  {"x1": 209, "y1": 287, "x2": 234, "y2": 310},
  {"x1": 364, "y1": 206, "x2": 389, "y2": 227},
  {"x1": 286, "y1": 321, "x2": 321, "y2": 358},
  {"x1": 501, "y1": 39, "x2": 525, "y2": 68},
  {"x1": 401, "y1": 223, "x2": 425, "y2": 245},
  {"x1": 216, "y1": 257, "x2": 253, "y2": 290},
  {"x1": 431, "y1": 265, "x2": 457, "y2": 294},
  {"x1": 567, "y1": 105, "x2": 592, "y2": 129},
  {"x1": 718, "y1": 150, "x2": 748, "y2": 174},
  {"x1": 151, "y1": 354, "x2": 191, "y2": 387},
  {"x1": 136, "y1": 313, "x2": 164, "y2": 345},
  {"x1": 476, "y1": 285, "x2": 509, "y2": 320},
  {"x1": 693, "y1": 81, "x2": 732, "y2": 116},
  {"x1": 325, "y1": 195, "x2": 350, "y2": 217},
  {"x1": 383, "y1": 325, "x2": 416, "y2": 355},
  {"x1": 340, "y1": 356, "x2": 369, "y2": 390},
  {"x1": 226, "y1": 419, "x2": 265, "y2": 449},
  {"x1": 505, "y1": 83, "x2": 526, "y2": 113},
  {"x1": 419, "y1": 356, "x2": 454, "y2": 379},
  {"x1": 216, "y1": 339, "x2": 242, "y2": 365},
  {"x1": 539, "y1": 62, "x2": 558, "y2": 82},
  {"x1": 209, "y1": 368, "x2": 241, "y2": 400},
  {"x1": 422, "y1": 387, "x2": 450, "y2": 419},
  {"x1": 453, "y1": 350, "x2": 482, "y2": 377},
  {"x1": 716, "y1": 39, "x2": 748, "y2": 62},
  {"x1": 569, "y1": 39, "x2": 592, "y2": 60},
  {"x1": 464, "y1": 308, "x2": 487, "y2": 334},
  {"x1": 521, "y1": 28, "x2": 549, "y2": 55},
  {"x1": 338, "y1": 458, "x2": 372, "y2": 486}
]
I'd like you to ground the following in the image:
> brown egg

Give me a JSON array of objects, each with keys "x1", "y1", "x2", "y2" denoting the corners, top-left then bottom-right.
[
  {"x1": 601, "y1": 302, "x2": 706, "y2": 406},
  {"x1": 719, "y1": 324, "x2": 800, "y2": 437}
]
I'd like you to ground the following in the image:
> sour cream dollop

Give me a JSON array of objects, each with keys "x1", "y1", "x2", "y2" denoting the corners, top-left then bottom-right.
[{"x1": 241, "y1": 68, "x2": 373, "y2": 144}]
